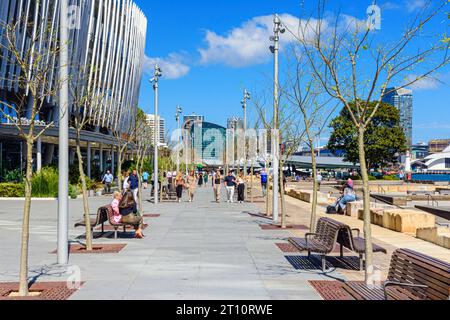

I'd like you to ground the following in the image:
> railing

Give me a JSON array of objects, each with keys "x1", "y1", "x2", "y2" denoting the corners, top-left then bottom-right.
[
  {"x1": 427, "y1": 194, "x2": 439, "y2": 207},
  {"x1": 378, "y1": 185, "x2": 387, "y2": 194}
]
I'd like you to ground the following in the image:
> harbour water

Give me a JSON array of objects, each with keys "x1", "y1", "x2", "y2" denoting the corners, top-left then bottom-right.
[{"x1": 412, "y1": 174, "x2": 450, "y2": 182}]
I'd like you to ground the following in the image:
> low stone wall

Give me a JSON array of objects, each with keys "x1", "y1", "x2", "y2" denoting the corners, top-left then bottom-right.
[
  {"x1": 286, "y1": 189, "x2": 335, "y2": 205},
  {"x1": 358, "y1": 208, "x2": 436, "y2": 235},
  {"x1": 346, "y1": 201, "x2": 396, "y2": 218},
  {"x1": 417, "y1": 227, "x2": 450, "y2": 249}
]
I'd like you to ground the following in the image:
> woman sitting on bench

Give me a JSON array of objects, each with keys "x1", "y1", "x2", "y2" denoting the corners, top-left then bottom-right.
[{"x1": 119, "y1": 191, "x2": 145, "y2": 239}]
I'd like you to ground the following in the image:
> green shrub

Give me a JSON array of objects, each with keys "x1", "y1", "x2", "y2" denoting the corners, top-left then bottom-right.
[
  {"x1": 382, "y1": 174, "x2": 400, "y2": 181},
  {"x1": 0, "y1": 183, "x2": 24, "y2": 197},
  {"x1": 352, "y1": 175, "x2": 377, "y2": 181},
  {"x1": 2, "y1": 169, "x2": 24, "y2": 183},
  {"x1": 32, "y1": 167, "x2": 59, "y2": 197},
  {"x1": 69, "y1": 184, "x2": 79, "y2": 199}
]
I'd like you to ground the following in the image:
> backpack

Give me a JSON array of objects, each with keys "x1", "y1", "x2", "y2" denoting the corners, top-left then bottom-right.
[{"x1": 326, "y1": 205, "x2": 337, "y2": 214}]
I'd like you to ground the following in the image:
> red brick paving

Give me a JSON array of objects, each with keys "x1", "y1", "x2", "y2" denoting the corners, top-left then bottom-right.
[
  {"x1": 308, "y1": 281, "x2": 355, "y2": 300},
  {"x1": 50, "y1": 243, "x2": 127, "y2": 254},
  {"x1": 0, "y1": 282, "x2": 83, "y2": 300},
  {"x1": 259, "y1": 224, "x2": 309, "y2": 230},
  {"x1": 276, "y1": 243, "x2": 300, "y2": 253}
]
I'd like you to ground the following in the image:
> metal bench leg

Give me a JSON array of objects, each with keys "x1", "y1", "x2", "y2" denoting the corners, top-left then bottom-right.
[
  {"x1": 340, "y1": 244, "x2": 344, "y2": 258},
  {"x1": 322, "y1": 255, "x2": 327, "y2": 272},
  {"x1": 359, "y1": 253, "x2": 364, "y2": 271},
  {"x1": 101, "y1": 222, "x2": 104, "y2": 234},
  {"x1": 114, "y1": 228, "x2": 118, "y2": 239},
  {"x1": 308, "y1": 250, "x2": 311, "y2": 259}
]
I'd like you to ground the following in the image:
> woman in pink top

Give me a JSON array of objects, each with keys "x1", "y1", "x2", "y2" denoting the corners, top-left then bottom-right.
[{"x1": 111, "y1": 191, "x2": 123, "y2": 224}]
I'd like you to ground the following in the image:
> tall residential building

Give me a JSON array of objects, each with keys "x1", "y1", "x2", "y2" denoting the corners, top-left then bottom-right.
[
  {"x1": 227, "y1": 117, "x2": 244, "y2": 130},
  {"x1": 0, "y1": 0, "x2": 147, "y2": 177},
  {"x1": 146, "y1": 114, "x2": 166, "y2": 145},
  {"x1": 429, "y1": 139, "x2": 450, "y2": 154},
  {"x1": 382, "y1": 87, "x2": 413, "y2": 149}
]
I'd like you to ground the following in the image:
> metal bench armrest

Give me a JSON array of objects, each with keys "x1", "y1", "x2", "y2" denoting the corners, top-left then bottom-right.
[
  {"x1": 305, "y1": 233, "x2": 319, "y2": 245},
  {"x1": 351, "y1": 228, "x2": 360, "y2": 237},
  {"x1": 383, "y1": 281, "x2": 428, "y2": 300}
]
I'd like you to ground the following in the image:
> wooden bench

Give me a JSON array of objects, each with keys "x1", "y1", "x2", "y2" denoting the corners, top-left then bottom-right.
[
  {"x1": 289, "y1": 217, "x2": 346, "y2": 272},
  {"x1": 74, "y1": 206, "x2": 108, "y2": 233},
  {"x1": 343, "y1": 248, "x2": 450, "y2": 300},
  {"x1": 102, "y1": 205, "x2": 138, "y2": 239},
  {"x1": 337, "y1": 226, "x2": 387, "y2": 270}
]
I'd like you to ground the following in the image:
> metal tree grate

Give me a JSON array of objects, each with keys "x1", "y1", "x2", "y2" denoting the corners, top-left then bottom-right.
[
  {"x1": 260, "y1": 224, "x2": 309, "y2": 230},
  {"x1": 50, "y1": 244, "x2": 127, "y2": 254}
]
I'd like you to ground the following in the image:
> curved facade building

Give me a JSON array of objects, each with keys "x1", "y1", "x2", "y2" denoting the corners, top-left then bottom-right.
[{"x1": 0, "y1": 0, "x2": 147, "y2": 177}]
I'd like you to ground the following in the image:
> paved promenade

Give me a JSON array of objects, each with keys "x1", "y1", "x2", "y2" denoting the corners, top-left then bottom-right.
[{"x1": 0, "y1": 187, "x2": 341, "y2": 300}]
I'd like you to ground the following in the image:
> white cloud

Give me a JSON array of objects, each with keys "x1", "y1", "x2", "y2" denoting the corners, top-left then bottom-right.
[
  {"x1": 381, "y1": 2, "x2": 401, "y2": 10},
  {"x1": 143, "y1": 53, "x2": 190, "y2": 80},
  {"x1": 405, "y1": 0, "x2": 427, "y2": 12},
  {"x1": 198, "y1": 13, "x2": 368, "y2": 68},
  {"x1": 406, "y1": 75, "x2": 441, "y2": 90}
]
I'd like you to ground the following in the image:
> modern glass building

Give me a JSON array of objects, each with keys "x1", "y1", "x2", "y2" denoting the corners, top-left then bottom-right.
[
  {"x1": 382, "y1": 87, "x2": 413, "y2": 150},
  {"x1": 0, "y1": 0, "x2": 147, "y2": 178},
  {"x1": 183, "y1": 116, "x2": 226, "y2": 167}
]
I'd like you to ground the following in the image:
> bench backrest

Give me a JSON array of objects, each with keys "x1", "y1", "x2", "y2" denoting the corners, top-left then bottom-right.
[
  {"x1": 96, "y1": 206, "x2": 109, "y2": 225},
  {"x1": 99, "y1": 205, "x2": 118, "y2": 226},
  {"x1": 388, "y1": 248, "x2": 450, "y2": 300},
  {"x1": 312, "y1": 217, "x2": 346, "y2": 252}
]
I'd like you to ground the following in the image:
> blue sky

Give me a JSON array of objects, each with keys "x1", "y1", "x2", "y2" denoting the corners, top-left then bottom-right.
[{"x1": 134, "y1": 0, "x2": 450, "y2": 145}]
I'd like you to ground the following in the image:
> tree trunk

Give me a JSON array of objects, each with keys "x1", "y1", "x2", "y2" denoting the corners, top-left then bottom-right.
[
  {"x1": 18, "y1": 139, "x2": 33, "y2": 296},
  {"x1": 250, "y1": 162, "x2": 254, "y2": 203},
  {"x1": 76, "y1": 139, "x2": 93, "y2": 251},
  {"x1": 358, "y1": 126, "x2": 374, "y2": 284},
  {"x1": 117, "y1": 149, "x2": 123, "y2": 193},
  {"x1": 279, "y1": 166, "x2": 287, "y2": 229},
  {"x1": 310, "y1": 140, "x2": 319, "y2": 232}
]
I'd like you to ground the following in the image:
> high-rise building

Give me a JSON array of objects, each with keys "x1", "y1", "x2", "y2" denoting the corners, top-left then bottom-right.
[
  {"x1": 0, "y1": 0, "x2": 147, "y2": 177},
  {"x1": 382, "y1": 87, "x2": 413, "y2": 149},
  {"x1": 227, "y1": 117, "x2": 244, "y2": 130},
  {"x1": 146, "y1": 114, "x2": 166, "y2": 145},
  {"x1": 428, "y1": 139, "x2": 450, "y2": 154}
]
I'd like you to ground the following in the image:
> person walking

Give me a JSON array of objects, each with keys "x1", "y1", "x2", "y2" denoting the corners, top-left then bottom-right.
[
  {"x1": 260, "y1": 168, "x2": 268, "y2": 197},
  {"x1": 317, "y1": 172, "x2": 323, "y2": 191},
  {"x1": 128, "y1": 169, "x2": 139, "y2": 202},
  {"x1": 237, "y1": 172, "x2": 246, "y2": 203},
  {"x1": 122, "y1": 171, "x2": 130, "y2": 194},
  {"x1": 142, "y1": 171, "x2": 149, "y2": 189},
  {"x1": 102, "y1": 170, "x2": 114, "y2": 194},
  {"x1": 224, "y1": 170, "x2": 236, "y2": 203},
  {"x1": 175, "y1": 172, "x2": 185, "y2": 203},
  {"x1": 213, "y1": 170, "x2": 222, "y2": 203},
  {"x1": 203, "y1": 171, "x2": 208, "y2": 187},
  {"x1": 198, "y1": 172, "x2": 204, "y2": 188},
  {"x1": 187, "y1": 170, "x2": 197, "y2": 202},
  {"x1": 162, "y1": 172, "x2": 169, "y2": 199}
]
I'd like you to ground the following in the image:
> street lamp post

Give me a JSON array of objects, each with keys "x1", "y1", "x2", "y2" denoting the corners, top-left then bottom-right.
[
  {"x1": 151, "y1": 65, "x2": 162, "y2": 204},
  {"x1": 57, "y1": 0, "x2": 69, "y2": 265},
  {"x1": 175, "y1": 105, "x2": 182, "y2": 173},
  {"x1": 241, "y1": 89, "x2": 250, "y2": 178},
  {"x1": 269, "y1": 14, "x2": 285, "y2": 223}
]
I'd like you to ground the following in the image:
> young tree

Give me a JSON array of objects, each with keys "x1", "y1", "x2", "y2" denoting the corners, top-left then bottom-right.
[
  {"x1": 0, "y1": 14, "x2": 63, "y2": 296},
  {"x1": 287, "y1": 0, "x2": 450, "y2": 283},
  {"x1": 113, "y1": 111, "x2": 136, "y2": 192},
  {"x1": 134, "y1": 109, "x2": 151, "y2": 212},
  {"x1": 284, "y1": 51, "x2": 337, "y2": 231},
  {"x1": 253, "y1": 89, "x2": 304, "y2": 228},
  {"x1": 70, "y1": 67, "x2": 104, "y2": 251}
]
